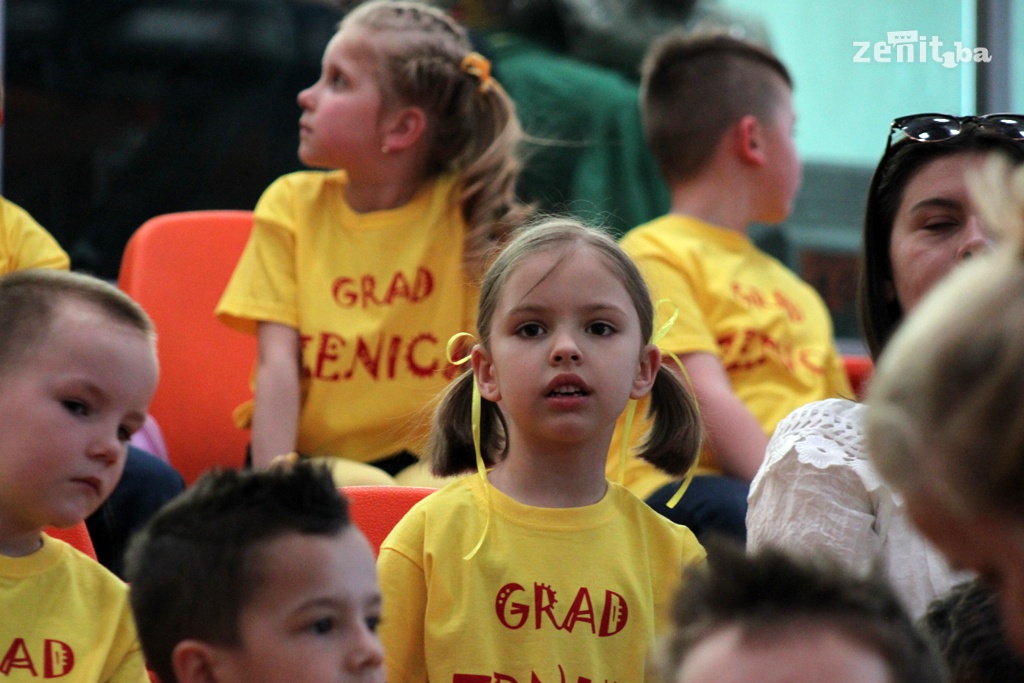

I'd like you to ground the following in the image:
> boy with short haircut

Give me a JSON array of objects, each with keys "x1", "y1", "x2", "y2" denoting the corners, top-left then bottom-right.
[
  {"x1": 612, "y1": 31, "x2": 851, "y2": 540},
  {"x1": 657, "y1": 542, "x2": 945, "y2": 683},
  {"x1": 125, "y1": 462, "x2": 384, "y2": 683},
  {"x1": 0, "y1": 269, "x2": 157, "y2": 682},
  {"x1": 0, "y1": 70, "x2": 185, "y2": 581}
]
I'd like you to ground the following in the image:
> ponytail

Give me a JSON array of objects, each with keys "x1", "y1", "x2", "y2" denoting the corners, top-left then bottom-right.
[
  {"x1": 455, "y1": 82, "x2": 531, "y2": 272},
  {"x1": 637, "y1": 365, "x2": 702, "y2": 476},
  {"x1": 427, "y1": 367, "x2": 508, "y2": 476}
]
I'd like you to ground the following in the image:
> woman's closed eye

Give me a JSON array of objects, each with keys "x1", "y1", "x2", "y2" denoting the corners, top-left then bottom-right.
[
  {"x1": 921, "y1": 216, "x2": 961, "y2": 232},
  {"x1": 914, "y1": 202, "x2": 965, "y2": 233}
]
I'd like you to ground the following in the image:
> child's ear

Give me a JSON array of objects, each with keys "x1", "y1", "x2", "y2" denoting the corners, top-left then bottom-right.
[
  {"x1": 172, "y1": 640, "x2": 224, "y2": 683},
  {"x1": 736, "y1": 114, "x2": 768, "y2": 167},
  {"x1": 630, "y1": 344, "x2": 661, "y2": 399},
  {"x1": 381, "y1": 106, "x2": 427, "y2": 153},
  {"x1": 471, "y1": 344, "x2": 501, "y2": 402}
]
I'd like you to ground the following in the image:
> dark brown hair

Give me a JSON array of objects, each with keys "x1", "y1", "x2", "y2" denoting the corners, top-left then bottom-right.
[
  {"x1": 126, "y1": 463, "x2": 351, "y2": 683},
  {"x1": 660, "y1": 541, "x2": 945, "y2": 683},
  {"x1": 920, "y1": 579, "x2": 1024, "y2": 682},
  {"x1": 858, "y1": 124, "x2": 1024, "y2": 359},
  {"x1": 640, "y1": 30, "x2": 792, "y2": 184}
]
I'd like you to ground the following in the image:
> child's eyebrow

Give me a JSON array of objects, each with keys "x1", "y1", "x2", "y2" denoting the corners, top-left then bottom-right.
[
  {"x1": 62, "y1": 377, "x2": 109, "y2": 403},
  {"x1": 507, "y1": 302, "x2": 628, "y2": 316},
  {"x1": 298, "y1": 592, "x2": 383, "y2": 611}
]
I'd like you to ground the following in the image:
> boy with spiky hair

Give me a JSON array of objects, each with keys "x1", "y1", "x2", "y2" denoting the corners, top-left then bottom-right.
[{"x1": 126, "y1": 463, "x2": 384, "y2": 683}]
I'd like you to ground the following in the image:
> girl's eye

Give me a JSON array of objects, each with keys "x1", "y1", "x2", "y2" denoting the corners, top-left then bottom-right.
[
  {"x1": 366, "y1": 615, "x2": 381, "y2": 633},
  {"x1": 587, "y1": 321, "x2": 616, "y2": 336},
  {"x1": 516, "y1": 323, "x2": 545, "y2": 338},
  {"x1": 117, "y1": 426, "x2": 133, "y2": 443},
  {"x1": 310, "y1": 617, "x2": 335, "y2": 635}
]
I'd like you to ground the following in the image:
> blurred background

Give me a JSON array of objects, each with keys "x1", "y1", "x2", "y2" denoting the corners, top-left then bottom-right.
[{"x1": 3, "y1": 0, "x2": 1021, "y2": 342}]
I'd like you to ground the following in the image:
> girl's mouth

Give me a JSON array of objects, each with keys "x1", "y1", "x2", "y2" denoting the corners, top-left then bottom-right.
[
  {"x1": 547, "y1": 385, "x2": 588, "y2": 397},
  {"x1": 545, "y1": 373, "x2": 592, "y2": 398}
]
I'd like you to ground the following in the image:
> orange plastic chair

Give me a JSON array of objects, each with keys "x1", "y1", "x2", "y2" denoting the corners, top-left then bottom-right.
[
  {"x1": 843, "y1": 354, "x2": 874, "y2": 400},
  {"x1": 119, "y1": 211, "x2": 256, "y2": 485},
  {"x1": 44, "y1": 521, "x2": 97, "y2": 560},
  {"x1": 342, "y1": 486, "x2": 435, "y2": 556}
]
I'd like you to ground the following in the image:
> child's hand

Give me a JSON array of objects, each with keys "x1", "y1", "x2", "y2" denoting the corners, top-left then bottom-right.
[{"x1": 269, "y1": 451, "x2": 301, "y2": 469}]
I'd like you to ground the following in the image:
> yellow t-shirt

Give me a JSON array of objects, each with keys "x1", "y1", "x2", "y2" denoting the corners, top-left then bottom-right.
[
  {"x1": 216, "y1": 171, "x2": 478, "y2": 463},
  {"x1": 0, "y1": 535, "x2": 147, "y2": 682},
  {"x1": 378, "y1": 474, "x2": 706, "y2": 683},
  {"x1": 0, "y1": 198, "x2": 69, "y2": 274},
  {"x1": 609, "y1": 214, "x2": 852, "y2": 496}
]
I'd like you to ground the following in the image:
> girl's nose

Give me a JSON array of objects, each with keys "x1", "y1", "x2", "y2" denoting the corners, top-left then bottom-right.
[
  {"x1": 549, "y1": 331, "x2": 582, "y2": 365},
  {"x1": 297, "y1": 84, "x2": 316, "y2": 110},
  {"x1": 958, "y1": 215, "x2": 992, "y2": 261}
]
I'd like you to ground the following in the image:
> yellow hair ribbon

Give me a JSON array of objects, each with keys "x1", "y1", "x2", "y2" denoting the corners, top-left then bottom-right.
[
  {"x1": 446, "y1": 332, "x2": 490, "y2": 559},
  {"x1": 651, "y1": 299, "x2": 679, "y2": 346},
  {"x1": 617, "y1": 398, "x2": 638, "y2": 484},
  {"x1": 618, "y1": 300, "x2": 700, "y2": 508},
  {"x1": 662, "y1": 344, "x2": 697, "y2": 508},
  {"x1": 460, "y1": 51, "x2": 494, "y2": 93}
]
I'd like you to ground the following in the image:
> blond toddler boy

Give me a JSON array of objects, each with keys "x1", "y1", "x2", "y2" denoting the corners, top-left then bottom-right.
[{"x1": 0, "y1": 269, "x2": 157, "y2": 681}]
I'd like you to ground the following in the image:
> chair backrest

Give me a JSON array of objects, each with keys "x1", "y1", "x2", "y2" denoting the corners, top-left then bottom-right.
[
  {"x1": 342, "y1": 486, "x2": 435, "y2": 556},
  {"x1": 44, "y1": 522, "x2": 97, "y2": 560},
  {"x1": 119, "y1": 210, "x2": 255, "y2": 485},
  {"x1": 843, "y1": 354, "x2": 874, "y2": 400}
]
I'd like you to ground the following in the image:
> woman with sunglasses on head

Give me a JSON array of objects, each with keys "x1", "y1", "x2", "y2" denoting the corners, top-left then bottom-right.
[{"x1": 746, "y1": 113, "x2": 1024, "y2": 618}]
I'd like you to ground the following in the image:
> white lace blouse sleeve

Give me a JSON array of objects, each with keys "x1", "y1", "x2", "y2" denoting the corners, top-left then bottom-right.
[{"x1": 747, "y1": 399, "x2": 882, "y2": 576}]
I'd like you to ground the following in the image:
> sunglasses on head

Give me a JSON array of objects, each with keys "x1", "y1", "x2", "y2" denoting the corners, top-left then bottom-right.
[{"x1": 886, "y1": 113, "x2": 1024, "y2": 154}]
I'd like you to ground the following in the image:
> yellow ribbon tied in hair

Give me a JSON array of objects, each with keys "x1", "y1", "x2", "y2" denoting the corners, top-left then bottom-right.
[
  {"x1": 618, "y1": 300, "x2": 700, "y2": 508},
  {"x1": 446, "y1": 332, "x2": 490, "y2": 559},
  {"x1": 460, "y1": 52, "x2": 494, "y2": 93}
]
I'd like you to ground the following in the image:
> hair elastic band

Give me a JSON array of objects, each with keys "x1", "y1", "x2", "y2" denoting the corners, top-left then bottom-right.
[
  {"x1": 617, "y1": 300, "x2": 700, "y2": 509},
  {"x1": 446, "y1": 332, "x2": 491, "y2": 559},
  {"x1": 460, "y1": 52, "x2": 494, "y2": 93}
]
